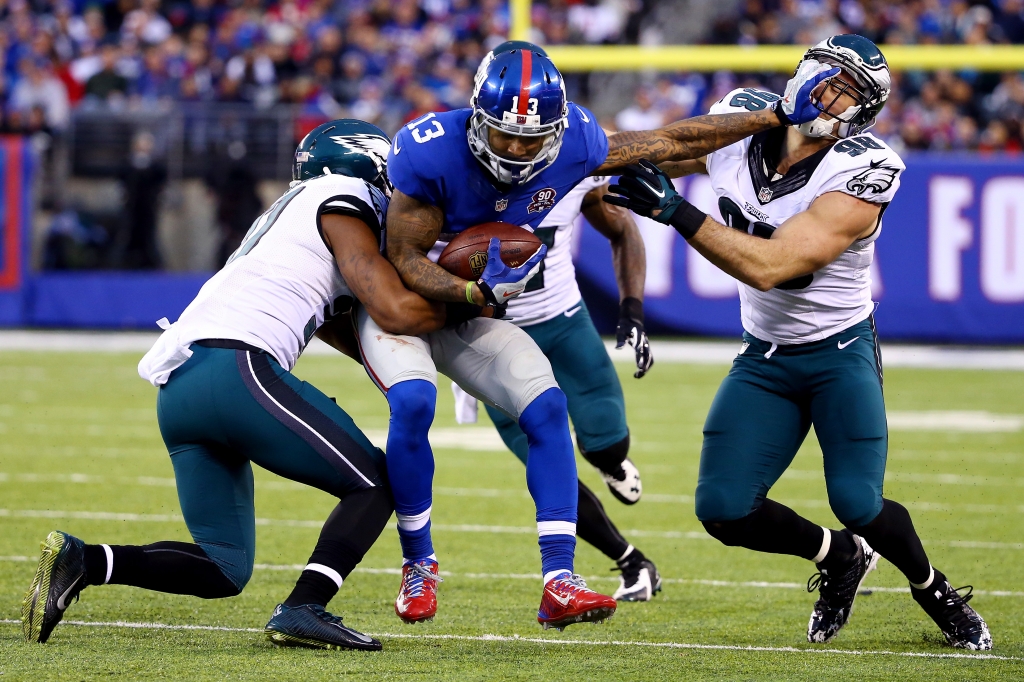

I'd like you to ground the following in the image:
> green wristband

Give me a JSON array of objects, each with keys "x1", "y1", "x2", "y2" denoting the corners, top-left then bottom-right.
[{"x1": 466, "y1": 282, "x2": 475, "y2": 304}]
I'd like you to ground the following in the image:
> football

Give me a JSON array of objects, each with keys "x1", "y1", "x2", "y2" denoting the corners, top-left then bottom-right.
[{"x1": 437, "y1": 222, "x2": 543, "y2": 281}]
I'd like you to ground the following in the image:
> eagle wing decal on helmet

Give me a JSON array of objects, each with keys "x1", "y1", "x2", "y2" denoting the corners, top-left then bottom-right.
[
  {"x1": 846, "y1": 159, "x2": 900, "y2": 196},
  {"x1": 329, "y1": 134, "x2": 390, "y2": 175}
]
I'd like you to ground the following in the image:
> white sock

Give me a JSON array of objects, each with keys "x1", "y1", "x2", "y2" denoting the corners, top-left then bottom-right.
[
  {"x1": 543, "y1": 569, "x2": 571, "y2": 585},
  {"x1": 101, "y1": 544, "x2": 113, "y2": 585},
  {"x1": 811, "y1": 528, "x2": 831, "y2": 564},
  {"x1": 616, "y1": 545, "x2": 635, "y2": 563},
  {"x1": 910, "y1": 566, "x2": 935, "y2": 590}
]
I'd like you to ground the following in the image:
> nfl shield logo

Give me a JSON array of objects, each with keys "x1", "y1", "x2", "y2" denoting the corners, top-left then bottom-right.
[
  {"x1": 495, "y1": 198, "x2": 508, "y2": 212},
  {"x1": 468, "y1": 250, "x2": 488, "y2": 277},
  {"x1": 758, "y1": 186, "x2": 773, "y2": 203}
]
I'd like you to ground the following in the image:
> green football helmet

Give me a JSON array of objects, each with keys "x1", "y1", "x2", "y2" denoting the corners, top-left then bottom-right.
[
  {"x1": 798, "y1": 34, "x2": 890, "y2": 139},
  {"x1": 292, "y1": 119, "x2": 393, "y2": 197}
]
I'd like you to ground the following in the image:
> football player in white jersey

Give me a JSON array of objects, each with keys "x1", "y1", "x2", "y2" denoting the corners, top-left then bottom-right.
[
  {"x1": 606, "y1": 35, "x2": 991, "y2": 650},
  {"x1": 21, "y1": 121, "x2": 453, "y2": 651}
]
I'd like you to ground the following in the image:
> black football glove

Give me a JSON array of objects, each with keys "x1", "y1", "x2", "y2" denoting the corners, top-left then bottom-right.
[
  {"x1": 616, "y1": 297, "x2": 653, "y2": 379},
  {"x1": 604, "y1": 160, "x2": 707, "y2": 239}
]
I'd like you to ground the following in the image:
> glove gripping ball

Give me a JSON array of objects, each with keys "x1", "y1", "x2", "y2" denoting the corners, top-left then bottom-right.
[{"x1": 438, "y1": 222, "x2": 542, "y2": 280}]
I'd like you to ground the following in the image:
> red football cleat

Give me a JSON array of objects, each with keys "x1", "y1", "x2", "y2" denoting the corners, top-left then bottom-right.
[
  {"x1": 395, "y1": 559, "x2": 442, "y2": 624},
  {"x1": 537, "y1": 573, "x2": 617, "y2": 631}
]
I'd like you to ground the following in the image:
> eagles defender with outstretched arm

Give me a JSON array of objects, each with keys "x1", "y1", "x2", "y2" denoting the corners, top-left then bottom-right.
[
  {"x1": 21, "y1": 121, "x2": 453, "y2": 651},
  {"x1": 606, "y1": 35, "x2": 991, "y2": 650},
  {"x1": 367, "y1": 45, "x2": 835, "y2": 627}
]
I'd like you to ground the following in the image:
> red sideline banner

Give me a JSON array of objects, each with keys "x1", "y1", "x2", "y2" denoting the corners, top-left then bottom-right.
[{"x1": 0, "y1": 136, "x2": 30, "y2": 323}]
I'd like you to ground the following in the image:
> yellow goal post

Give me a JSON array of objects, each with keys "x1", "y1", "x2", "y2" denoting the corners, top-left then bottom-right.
[{"x1": 508, "y1": 0, "x2": 1024, "y2": 71}]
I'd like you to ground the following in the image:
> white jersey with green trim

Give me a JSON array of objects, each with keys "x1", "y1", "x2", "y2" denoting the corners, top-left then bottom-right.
[
  {"x1": 139, "y1": 174, "x2": 387, "y2": 384},
  {"x1": 503, "y1": 176, "x2": 604, "y2": 326},
  {"x1": 705, "y1": 87, "x2": 906, "y2": 345}
]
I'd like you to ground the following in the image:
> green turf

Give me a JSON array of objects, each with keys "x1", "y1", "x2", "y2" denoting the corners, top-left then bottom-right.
[{"x1": 1, "y1": 350, "x2": 1022, "y2": 680}]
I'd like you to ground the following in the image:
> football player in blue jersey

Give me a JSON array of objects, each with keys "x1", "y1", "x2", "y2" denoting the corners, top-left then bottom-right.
[
  {"x1": 363, "y1": 43, "x2": 834, "y2": 628},
  {"x1": 457, "y1": 42, "x2": 661, "y2": 603}
]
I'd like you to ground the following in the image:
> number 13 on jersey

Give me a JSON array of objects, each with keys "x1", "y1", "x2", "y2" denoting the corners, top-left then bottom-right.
[{"x1": 408, "y1": 112, "x2": 445, "y2": 143}]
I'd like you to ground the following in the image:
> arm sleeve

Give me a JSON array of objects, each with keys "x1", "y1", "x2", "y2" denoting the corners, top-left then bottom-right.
[
  {"x1": 386, "y1": 125, "x2": 442, "y2": 205},
  {"x1": 571, "y1": 103, "x2": 610, "y2": 175},
  {"x1": 706, "y1": 88, "x2": 771, "y2": 171}
]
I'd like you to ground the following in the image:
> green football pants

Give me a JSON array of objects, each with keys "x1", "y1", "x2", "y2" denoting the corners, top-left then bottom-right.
[
  {"x1": 156, "y1": 344, "x2": 386, "y2": 589},
  {"x1": 695, "y1": 318, "x2": 887, "y2": 528},
  {"x1": 485, "y1": 300, "x2": 629, "y2": 463}
]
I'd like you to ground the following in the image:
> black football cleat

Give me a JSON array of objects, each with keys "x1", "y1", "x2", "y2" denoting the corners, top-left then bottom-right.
[
  {"x1": 912, "y1": 570, "x2": 992, "y2": 650},
  {"x1": 806, "y1": 534, "x2": 878, "y2": 643},
  {"x1": 612, "y1": 549, "x2": 662, "y2": 602},
  {"x1": 22, "y1": 530, "x2": 88, "y2": 643},
  {"x1": 265, "y1": 603, "x2": 382, "y2": 651},
  {"x1": 600, "y1": 457, "x2": 642, "y2": 505}
]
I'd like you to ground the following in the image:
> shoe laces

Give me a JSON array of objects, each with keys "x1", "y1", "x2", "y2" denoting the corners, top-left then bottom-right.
[
  {"x1": 806, "y1": 571, "x2": 828, "y2": 594},
  {"x1": 551, "y1": 573, "x2": 588, "y2": 595},
  {"x1": 307, "y1": 604, "x2": 345, "y2": 626},
  {"x1": 401, "y1": 561, "x2": 441, "y2": 598},
  {"x1": 934, "y1": 583, "x2": 983, "y2": 633}
]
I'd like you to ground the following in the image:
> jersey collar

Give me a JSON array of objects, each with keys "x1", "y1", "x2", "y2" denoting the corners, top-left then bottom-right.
[{"x1": 746, "y1": 128, "x2": 831, "y2": 205}]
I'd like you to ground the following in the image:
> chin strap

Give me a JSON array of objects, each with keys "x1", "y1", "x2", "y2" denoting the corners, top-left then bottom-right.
[{"x1": 797, "y1": 104, "x2": 863, "y2": 139}]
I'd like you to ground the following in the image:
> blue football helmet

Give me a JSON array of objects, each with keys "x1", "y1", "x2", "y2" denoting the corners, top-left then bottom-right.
[{"x1": 468, "y1": 49, "x2": 568, "y2": 186}]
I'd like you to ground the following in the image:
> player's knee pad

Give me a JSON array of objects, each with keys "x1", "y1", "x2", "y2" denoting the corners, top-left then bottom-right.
[
  {"x1": 701, "y1": 516, "x2": 756, "y2": 547},
  {"x1": 580, "y1": 433, "x2": 629, "y2": 473},
  {"x1": 695, "y1": 480, "x2": 756, "y2": 523},
  {"x1": 518, "y1": 387, "x2": 569, "y2": 440},
  {"x1": 386, "y1": 380, "x2": 436, "y2": 440},
  {"x1": 196, "y1": 542, "x2": 251, "y2": 594},
  {"x1": 575, "y1": 397, "x2": 628, "y2": 451},
  {"x1": 826, "y1": 477, "x2": 882, "y2": 528}
]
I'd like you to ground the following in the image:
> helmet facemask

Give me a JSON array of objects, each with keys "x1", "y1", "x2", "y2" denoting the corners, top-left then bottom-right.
[
  {"x1": 796, "y1": 37, "x2": 890, "y2": 139},
  {"x1": 467, "y1": 109, "x2": 566, "y2": 186}
]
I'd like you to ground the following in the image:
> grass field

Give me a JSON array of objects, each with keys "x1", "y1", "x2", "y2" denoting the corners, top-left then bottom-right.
[{"x1": 1, "y1": 347, "x2": 1023, "y2": 680}]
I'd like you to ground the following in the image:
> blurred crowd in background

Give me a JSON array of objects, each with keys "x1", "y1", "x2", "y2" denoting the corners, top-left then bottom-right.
[
  {"x1": 1, "y1": 0, "x2": 1022, "y2": 271},
  {"x1": 1, "y1": 0, "x2": 1022, "y2": 150}
]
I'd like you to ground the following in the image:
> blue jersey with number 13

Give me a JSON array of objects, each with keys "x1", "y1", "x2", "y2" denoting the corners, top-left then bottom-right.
[{"x1": 386, "y1": 104, "x2": 608, "y2": 235}]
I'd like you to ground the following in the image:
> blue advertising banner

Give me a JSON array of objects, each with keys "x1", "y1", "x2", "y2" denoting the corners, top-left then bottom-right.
[{"x1": 574, "y1": 154, "x2": 1024, "y2": 344}]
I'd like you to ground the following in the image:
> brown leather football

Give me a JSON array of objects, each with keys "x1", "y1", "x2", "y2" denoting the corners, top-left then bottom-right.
[{"x1": 437, "y1": 222, "x2": 542, "y2": 281}]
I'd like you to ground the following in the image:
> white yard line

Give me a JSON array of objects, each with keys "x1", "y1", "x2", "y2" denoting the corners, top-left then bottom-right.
[
  {"x1": 3, "y1": 507, "x2": 1024, "y2": 549},
  {"x1": 6, "y1": 475, "x2": 1024, "y2": 514},
  {"x1": 4, "y1": 557, "x2": 1021, "y2": 598},
  {"x1": 2, "y1": 330, "x2": 1024, "y2": 371},
  {"x1": 0, "y1": 618, "x2": 1015, "y2": 660}
]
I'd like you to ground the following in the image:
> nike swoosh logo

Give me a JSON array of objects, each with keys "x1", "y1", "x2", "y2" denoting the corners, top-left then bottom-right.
[
  {"x1": 547, "y1": 590, "x2": 572, "y2": 607},
  {"x1": 578, "y1": 109, "x2": 590, "y2": 123},
  {"x1": 56, "y1": 576, "x2": 82, "y2": 611},
  {"x1": 564, "y1": 306, "x2": 582, "y2": 318},
  {"x1": 393, "y1": 139, "x2": 401, "y2": 155},
  {"x1": 395, "y1": 595, "x2": 410, "y2": 613},
  {"x1": 343, "y1": 628, "x2": 373, "y2": 643},
  {"x1": 502, "y1": 291, "x2": 516, "y2": 299},
  {"x1": 838, "y1": 337, "x2": 859, "y2": 349}
]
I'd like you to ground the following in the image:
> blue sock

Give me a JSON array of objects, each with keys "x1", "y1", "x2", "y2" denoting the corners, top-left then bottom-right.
[
  {"x1": 519, "y1": 388, "x2": 578, "y2": 577},
  {"x1": 385, "y1": 380, "x2": 437, "y2": 562},
  {"x1": 538, "y1": 535, "x2": 576, "y2": 580}
]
